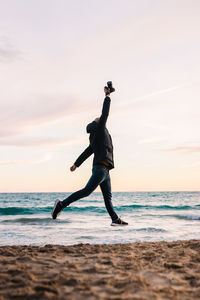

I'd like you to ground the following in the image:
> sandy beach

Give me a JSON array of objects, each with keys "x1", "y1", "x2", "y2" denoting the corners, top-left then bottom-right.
[{"x1": 0, "y1": 240, "x2": 199, "y2": 300}]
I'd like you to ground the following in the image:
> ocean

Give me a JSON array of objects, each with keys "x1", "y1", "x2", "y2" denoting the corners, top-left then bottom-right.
[{"x1": 0, "y1": 192, "x2": 199, "y2": 246}]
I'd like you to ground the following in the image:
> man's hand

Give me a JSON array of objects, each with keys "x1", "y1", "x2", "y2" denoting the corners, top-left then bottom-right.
[
  {"x1": 70, "y1": 164, "x2": 77, "y2": 172},
  {"x1": 104, "y1": 87, "x2": 110, "y2": 96}
]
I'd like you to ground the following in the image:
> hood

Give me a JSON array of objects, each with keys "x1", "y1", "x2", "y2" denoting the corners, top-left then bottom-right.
[{"x1": 86, "y1": 121, "x2": 98, "y2": 133}]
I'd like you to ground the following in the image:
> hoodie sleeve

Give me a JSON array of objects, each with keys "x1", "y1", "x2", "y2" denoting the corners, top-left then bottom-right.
[
  {"x1": 74, "y1": 145, "x2": 94, "y2": 167},
  {"x1": 98, "y1": 96, "x2": 111, "y2": 128}
]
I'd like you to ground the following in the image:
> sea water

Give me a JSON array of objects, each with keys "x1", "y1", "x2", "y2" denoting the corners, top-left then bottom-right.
[{"x1": 0, "y1": 192, "x2": 199, "y2": 246}]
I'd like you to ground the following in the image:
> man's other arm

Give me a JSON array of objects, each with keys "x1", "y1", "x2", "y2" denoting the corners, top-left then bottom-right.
[{"x1": 73, "y1": 145, "x2": 94, "y2": 168}]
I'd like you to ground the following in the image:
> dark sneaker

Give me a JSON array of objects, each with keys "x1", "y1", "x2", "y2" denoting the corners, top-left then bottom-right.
[
  {"x1": 52, "y1": 199, "x2": 62, "y2": 219},
  {"x1": 111, "y1": 218, "x2": 128, "y2": 226}
]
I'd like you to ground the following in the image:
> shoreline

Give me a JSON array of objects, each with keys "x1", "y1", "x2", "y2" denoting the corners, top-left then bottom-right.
[{"x1": 0, "y1": 239, "x2": 199, "y2": 299}]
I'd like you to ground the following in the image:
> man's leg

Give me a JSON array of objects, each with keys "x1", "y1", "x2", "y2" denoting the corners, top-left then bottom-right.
[
  {"x1": 100, "y1": 172, "x2": 118, "y2": 221},
  {"x1": 61, "y1": 166, "x2": 107, "y2": 208}
]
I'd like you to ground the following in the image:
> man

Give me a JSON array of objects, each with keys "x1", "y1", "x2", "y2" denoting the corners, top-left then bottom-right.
[{"x1": 52, "y1": 82, "x2": 128, "y2": 226}]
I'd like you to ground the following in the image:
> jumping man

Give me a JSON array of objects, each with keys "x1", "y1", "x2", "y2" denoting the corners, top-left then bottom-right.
[{"x1": 52, "y1": 82, "x2": 128, "y2": 226}]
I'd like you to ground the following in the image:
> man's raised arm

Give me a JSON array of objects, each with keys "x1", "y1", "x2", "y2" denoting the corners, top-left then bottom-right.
[{"x1": 98, "y1": 96, "x2": 111, "y2": 128}]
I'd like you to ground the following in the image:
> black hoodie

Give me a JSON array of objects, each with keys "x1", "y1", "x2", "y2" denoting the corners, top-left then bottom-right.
[{"x1": 74, "y1": 96, "x2": 114, "y2": 170}]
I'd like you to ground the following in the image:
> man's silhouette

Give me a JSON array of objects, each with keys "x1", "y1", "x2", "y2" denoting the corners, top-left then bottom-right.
[{"x1": 52, "y1": 82, "x2": 128, "y2": 226}]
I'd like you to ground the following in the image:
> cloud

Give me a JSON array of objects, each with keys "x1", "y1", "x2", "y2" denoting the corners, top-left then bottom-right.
[
  {"x1": 181, "y1": 161, "x2": 200, "y2": 168},
  {"x1": 0, "y1": 154, "x2": 52, "y2": 166},
  {"x1": 0, "y1": 92, "x2": 92, "y2": 139},
  {"x1": 161, "y1": 144, "x2": 200, "y2": 153},
  {"x1": 127, "y1": 85, "x2": 185, "y2": 105},
  {"x1": 0, "y1": 135, "x2": 86, "y2": 147},
  {"x1": 138, "y1": 137, "x2": 167, "y2": 144},
  {"x1": 116, "y1": 83, "x2": 189, "y2": 111},
  {"x1": 0, "y1": 36, "x2": 22, "y2": 62}
]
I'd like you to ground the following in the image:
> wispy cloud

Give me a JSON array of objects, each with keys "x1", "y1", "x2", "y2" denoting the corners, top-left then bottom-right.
[
  {"x1": 0, "y1": 36, "x2": 22, "y2": 62},
  {"x1": 128, "y1": 84, "x2": 185, "y2": 105},
  {"x1": 161, "y1": 144, "x2": 200, "y2": 153},
  {"x1": 0, "y1": 154, "x2": 52, "y2": 166},
  {"x1": 138, "y1": 137, "x2": 167, "y2": 144},
  {"x1": 0, "y1": 135, "x2": 86, "y2": 147},
  {"x1": 0, "y1": 93, "x2": 91, "y2": 139},
  {"x1": 114, "y1": 84, "x2": 187, "y2": 115},
  {"x1": 181, "y1": 161, "x2": 200, "y2": 168}
]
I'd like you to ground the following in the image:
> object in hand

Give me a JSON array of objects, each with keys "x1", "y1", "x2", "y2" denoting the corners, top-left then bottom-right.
[{"x1": 107, "y1": 81, "x2": 115, "y2": 93}]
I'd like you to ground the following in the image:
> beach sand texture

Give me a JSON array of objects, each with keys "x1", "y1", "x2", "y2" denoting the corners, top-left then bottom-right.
[{"x1": 0, "y1": 240, "x2": 199, "y2": 300}]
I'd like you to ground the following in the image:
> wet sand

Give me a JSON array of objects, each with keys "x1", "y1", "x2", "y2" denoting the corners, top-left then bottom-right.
[{"x1": 0, "y1": 240, "x2": 199, "y2": 300}]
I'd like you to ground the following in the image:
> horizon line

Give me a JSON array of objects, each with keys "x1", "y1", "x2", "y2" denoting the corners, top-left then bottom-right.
[{"x1": 1, "y1": 190, "x2": 200, "y2": 193}]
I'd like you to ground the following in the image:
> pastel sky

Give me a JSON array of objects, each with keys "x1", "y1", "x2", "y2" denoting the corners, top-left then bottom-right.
[{"x1": 0, "y1": 0, "x2": 200, "y2": 192}]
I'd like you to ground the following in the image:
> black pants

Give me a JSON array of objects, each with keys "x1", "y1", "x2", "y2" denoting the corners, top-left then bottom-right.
[{"x1": 61, "y1": 165, "x2": 118, "y2": 221}]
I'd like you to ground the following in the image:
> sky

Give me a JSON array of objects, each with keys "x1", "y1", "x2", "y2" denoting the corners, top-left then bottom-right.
[{"x1": 0, "y1": 0, "x2": 200, "y2": 192}]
